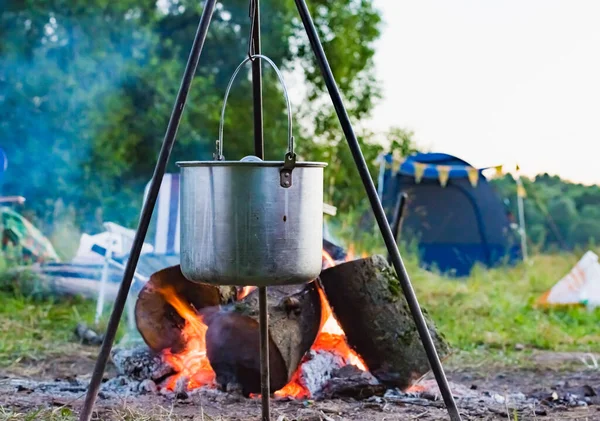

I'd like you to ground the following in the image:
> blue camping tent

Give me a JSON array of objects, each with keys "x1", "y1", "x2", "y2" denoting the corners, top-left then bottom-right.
[{"x1": 378, "y1": 152, "x2": 522, "y2": 276}]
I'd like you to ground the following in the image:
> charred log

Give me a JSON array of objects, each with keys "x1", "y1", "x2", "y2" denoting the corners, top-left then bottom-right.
[
  {"x1": 200, "y1": 307, "x2": 288, "y2": 396},
  {"x1": 319, "y1": 364, "x2": 386, "y2": 400},
  {"x1": 135, "y1": 265, "x2": 237, "y2": 353},
  {"x1": 319, "y1": 255, "x2": 451, "y2": 390},
  {"x1": 201, "y1": 282, "x2": 322, "y2": 396}
]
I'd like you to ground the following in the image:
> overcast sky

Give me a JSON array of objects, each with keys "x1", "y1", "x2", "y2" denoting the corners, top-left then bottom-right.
[{"x1": 367, "y1": 0, "x2": 600, "y2": 184}]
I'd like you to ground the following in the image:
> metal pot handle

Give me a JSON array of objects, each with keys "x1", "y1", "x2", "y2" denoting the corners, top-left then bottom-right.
[{"x1": 215, "y1": 54, "x2": 294, "y2": 164}]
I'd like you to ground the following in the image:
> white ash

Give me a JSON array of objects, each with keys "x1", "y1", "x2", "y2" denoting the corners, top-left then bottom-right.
[
  {"x1": 382, "y1": 380, "x2": 553, "y2": 415},
  {"x1": 4, "y1": 378, "x2": 87, "y2": 395},
  {"x1": 1, "y1": 376, "x2": 224, "y2": 403},
  {"x1": 102, "y1": 376, "x2": 146, "y2": 396},
  {"x1": 159, "y1": 381, "x2": 222, "y2": 401},
  {"x1": 297, "y1": 349, "x2": 346, "y2": 397},
  {"x1": 138, "y1": 379, "x2": 159, "y2": 394},
  {"x1": 174, "y1": 376, "x2": 190, "y2": 399},
  {"x1": 110, "y1": 345, "x2": 174, "y2": 381}
]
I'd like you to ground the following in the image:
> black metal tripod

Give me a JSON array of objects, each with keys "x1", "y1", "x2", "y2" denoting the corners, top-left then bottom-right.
[{"x1": 78, "y1": 1, "x2": 462, "y2": 420}]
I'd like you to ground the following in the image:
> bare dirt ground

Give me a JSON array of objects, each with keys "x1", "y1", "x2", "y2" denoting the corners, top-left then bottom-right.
[{"x1": 2, "y1": 347, "x2": 600, "y2": 420}]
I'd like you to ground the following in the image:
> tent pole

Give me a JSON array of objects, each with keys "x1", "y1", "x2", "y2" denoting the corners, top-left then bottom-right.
[
  {"x1": 387, "y1": 192, "x2": 407, "y2": 264},
  {"x1": 516, "y1": 176, "x2": 528, "y2": 261}
]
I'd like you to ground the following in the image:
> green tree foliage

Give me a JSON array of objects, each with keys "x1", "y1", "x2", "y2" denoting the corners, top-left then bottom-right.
[
  {"x1": 0, "y1": 0, "x2": 383, "y2": 235},
  {"x1": 323, "y1": 127, "x2": 419, "y2": 251},
  {"x1": 490, "y1": 173, "x2": 600, "y2": 251},
  {"x1": 1, "y1": 0, "x2": 158, "y2": 232}
]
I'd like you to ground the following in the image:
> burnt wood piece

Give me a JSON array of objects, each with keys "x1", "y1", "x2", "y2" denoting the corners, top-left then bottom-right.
[
  {"x1": 200, "y1": 281, "x2": 322, "y2": 396},
  {"x1": 318, "y1": 364, "x2": 386, "y2": 400},
  {"x1": 319, "y1": 255, "x2": 451, "y2": 390},
  {"x1": 201, "y1": 307, "x2": 288, "y2": 396},
  {"x1": 134, "y1": 265, "x2": 237, "y2": 353}
]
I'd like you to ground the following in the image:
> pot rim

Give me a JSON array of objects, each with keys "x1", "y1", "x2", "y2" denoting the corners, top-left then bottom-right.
[{"x1": 176, "y1": 160, "x2": 327, "y2": 168}]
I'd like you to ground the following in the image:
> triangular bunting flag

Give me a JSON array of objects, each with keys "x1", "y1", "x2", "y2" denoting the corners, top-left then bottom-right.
[
  {"x1": 414, "y1": 163, "x2": 426, "y2": 183},
  {"x1": 495, "y1": 165, "x2": 503, "y2": 176},
  {"x1": 466, "y1": 167, "x2": 479, "y2": 187},
  {"x1": 437, "y1": 165, "x2": 451, "y2": 187},
  {"x1": 392, "y1": 149, "x2": 403, "y2": 162},
  {"x1": 392, "y1": 158, "x2": 405, "y2": 173},
  {"x1": 516, "y1": 163, "x2": 520, "y2": 171}
]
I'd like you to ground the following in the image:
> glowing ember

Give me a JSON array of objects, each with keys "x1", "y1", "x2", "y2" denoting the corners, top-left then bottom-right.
[
  {"x1": 158, "y1": 247, "x2": 367, "y2": 399},
  {"x1": 157, "y1": 285, "x2": 215, "y2": 391},
  {"x1": 405, "y1": 383, "x2": 427, "y2": 394}
]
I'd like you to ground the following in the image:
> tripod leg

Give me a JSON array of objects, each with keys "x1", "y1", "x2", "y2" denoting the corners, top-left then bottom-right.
[
  {"x1": 78, "y1": 1, "x2": 218, "y2": 420},
  {"x1": 248, "y1": 0, "x2": 270, "y2": 419},
  {"x1": 292, "y1": 1, "x2": 461, "y2": 420}
]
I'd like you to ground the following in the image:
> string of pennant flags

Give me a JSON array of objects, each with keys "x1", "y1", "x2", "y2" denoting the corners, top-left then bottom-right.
[
  {"x1": 376, "y1": 153, "x2": 525, "y2": 195},
  {"x1": 376, "y1": 152, "x2": 529, "y2": 263}
]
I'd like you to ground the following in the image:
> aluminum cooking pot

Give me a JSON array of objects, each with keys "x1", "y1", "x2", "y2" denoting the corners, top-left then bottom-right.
[{"x1": 177, "y1": 54, "x2": 327, "y2": 287}]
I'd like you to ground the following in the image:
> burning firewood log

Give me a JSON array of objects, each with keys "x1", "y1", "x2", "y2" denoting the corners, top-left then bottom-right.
[
  {"x1": 319, "y1": 255, "x2": 451, "y2": 390},
  {"x1": 199, "y1": 306, "x2": 289, "y2": 395},
  {"x1": 135, "y1": 265, "x2": 237, "y2": 353},
  {"x1": 201, "y1": 282, "x2": 322, "y2": 395},
  {"x1": 135, "y1": 265, "x2": 322, "y2": 397}
]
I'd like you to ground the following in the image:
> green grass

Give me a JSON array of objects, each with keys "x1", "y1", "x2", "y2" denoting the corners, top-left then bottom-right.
[
  {"x1": 405, "y1": 251, "x2": 600, "y2": 364},
  {"x1": 0, "y1": 262, "x2": 140, "y2": 369},
  {"x1": 0, "y1": 266, "x2": 116, "y2": 369},
  {"x1": 0, "y1": 405, "x2": 210, "y2": 421},
  {"x1": 0, "y1": 406, "x2": 77, "y2": 421},
  {"x1": 0, "y1": 288, "x2": 98, "y2": 367}
]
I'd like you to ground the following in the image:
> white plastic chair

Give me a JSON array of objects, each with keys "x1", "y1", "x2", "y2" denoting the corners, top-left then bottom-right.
[{"x1": 93, "y1": 174, "x2": 180, "y2": 329}]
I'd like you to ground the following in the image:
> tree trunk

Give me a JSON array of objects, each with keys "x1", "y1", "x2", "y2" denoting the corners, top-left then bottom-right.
[
  {"x1": 201, "y1": 282, "x2": 322, "y2": 395},
  {"x1": 319, "y1": 255, "x2": 451, "y2": 390}
]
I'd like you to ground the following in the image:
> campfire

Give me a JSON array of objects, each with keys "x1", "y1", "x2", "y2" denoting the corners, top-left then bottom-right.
[{"x1": 132, "y1": 244, "x2": 449, "y2": 400}]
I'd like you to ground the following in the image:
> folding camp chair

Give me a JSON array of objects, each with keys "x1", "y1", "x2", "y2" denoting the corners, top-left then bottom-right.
[{"x1": 93, "y1": 173, "x2": 180, "y2": 329}]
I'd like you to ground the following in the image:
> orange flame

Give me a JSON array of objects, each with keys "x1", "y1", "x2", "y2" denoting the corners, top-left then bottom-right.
[
  {"x1": 274, "y1": 252, "x2": 367, "y2": 399},
  {"x1": 316, "y1": 285, "x2": 367, "y2": 370},
  {"x1": 321, "y1": 249, "x2": 336, "y2": 269},
  {"x1": 340, "y1": 243, "x2": 368, "y2": 262},
  {"x1": 347, "y1": 244, "x2": 356, "y2": 261},
  {"x1": 237, "y1": 285, "x2": 257, "y2": 300},
  {"x1": 157, "y1": 285, "x2": 216, "y2": 391},
  {"x1": 158, "y1": 247, "x2": 368, "y2": 399},
  {"x1": 405, "y1": 384, "x2": 427, "y2": 393}
]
